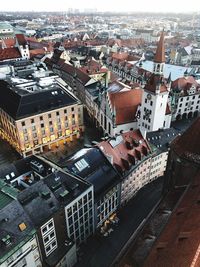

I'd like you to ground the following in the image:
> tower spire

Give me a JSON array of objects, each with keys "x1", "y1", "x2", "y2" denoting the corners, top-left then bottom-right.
[
  {"x1": 154, "y1": 30, "x2": 165, "y2": 63},
  {"x1": 153, "y1": 31, "x2": 165, "y2": 75}
]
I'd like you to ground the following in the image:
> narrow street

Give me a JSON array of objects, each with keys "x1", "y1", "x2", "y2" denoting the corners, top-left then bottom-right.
[{"x1": 75, "y1": 177, "x2": 164, "y2": 267}]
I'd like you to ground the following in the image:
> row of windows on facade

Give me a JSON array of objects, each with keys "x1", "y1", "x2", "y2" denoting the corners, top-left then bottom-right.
[
  {"x1": 67, "y1": 192, "x2": 92, "y2": 216},
  {"x1": 67, "y1": 203, "x2": 93, "y2": 219},
  {"x1": 69, "y1": 225, "x2": 93, "y2": 244},
  {"x1": 142, "y1": 122, "x2": 150, "y2": 130},
  {"x1": 23, "y1": 120, "x2": 79, "y2": 140},
  {"x1": 145, "y1": 99, "x2": 153, "y2": 106},
  {"x1": 178, "y1": 106, "x2": 199, "y2": 113},
  {"x1": 179, "y1": 100, "x2": 199, "y2": 107},
  {"x1": 68, "y1": 217, "x2": 93, "y2": 235},
  {"x1": 180, "y1": 95, "x2": 200, "y2": 101},
  {"x1": 21, "y1": 112, "x2": 80, "y2": 127}
]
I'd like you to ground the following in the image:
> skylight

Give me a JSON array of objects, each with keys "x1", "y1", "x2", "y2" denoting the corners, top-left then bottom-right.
[{"x1": 75, "y1": 158, "x2": 89, "y2": 172}]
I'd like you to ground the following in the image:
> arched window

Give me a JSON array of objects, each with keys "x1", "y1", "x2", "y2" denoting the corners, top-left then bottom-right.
[{"x1": 156, "y1": 64, "x2": 160, "y2": 72}]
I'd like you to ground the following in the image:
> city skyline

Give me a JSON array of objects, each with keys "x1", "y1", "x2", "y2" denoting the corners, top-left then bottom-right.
[{"x1": 0, "y1": 0, "x2": 200, "y2": 13}]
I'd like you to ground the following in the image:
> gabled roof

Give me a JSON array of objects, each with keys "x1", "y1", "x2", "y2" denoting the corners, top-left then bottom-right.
[
  {"x1": 16, "y1": 34, "x2": 27, "y2": 47},
  {"x1": 98, "y1": 130, "x2": 151, "y2": 174},
  {"x1": 171, "y1": 76, "x2": 200, "y2": 94},
  {"x1": 0, "y1": 47, "x2": 21, "y2": 61},
  {"x1": 145, "y1": 74, "x2": 168, "y2": 93},
  {"x1": 154, "y1": 31, "x2": 165, "y2": 63},
  {"x1": 108, "y1": 89, "x2": 142, "y2": 125}
]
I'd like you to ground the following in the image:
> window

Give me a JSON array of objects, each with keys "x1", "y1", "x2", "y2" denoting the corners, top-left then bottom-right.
[
  {"x1": 52, "y1": 241, "x2": 56, "y2": 247},
  {"x1": 40, "y1": 116, "x2": 43, "y2": 120},
  {"x1": 50, "y1": 232, "x2": 55, "y2": 238},
  {"x1": 31, "y1": 119, "x2": 34, "y2": 124},
  {"x1": 41, "y1": 123, "x2": 44, "y2": 128},
  {"x1": 42, "y1": 226, "x2": 47, "y2": 234},
  {"x1": 32, "y1": 126, "x2": 36, "y2": 131},
  {"x1": 21, "y1": 121, "x2": 25, "y2": 126},
  {"x1": 150, "y1": 101, "x2": 153, "y2": 106},
  {"x1": 64, "y1": 109, "x2": 67, "y2": 113},
  {"x1": 23, "y1": 129, "x2": 27, "y2": 134},
  {"x1": 48, "y1": 114, "x2": 51, "y2": 118},
  {"x1": 56, "y1": 111, "x2": 59, "y2": 116},
  {"x1": 48, "y1": 222, "x2": 53, "y2": 228},
  {"x1": 44, "y1": 236, "x2": 49, "y2": 244},
  {"x1": 71, "y1": 107, "x2": 74, "y2": 112},
  {"x1": 49, "y1": 121, "x2": 53, "y2": 125}
]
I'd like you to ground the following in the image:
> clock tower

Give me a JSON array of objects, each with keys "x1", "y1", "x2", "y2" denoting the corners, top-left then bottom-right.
[{"x1": 139, "y1": 31, "x2": 171, "y2": 136}]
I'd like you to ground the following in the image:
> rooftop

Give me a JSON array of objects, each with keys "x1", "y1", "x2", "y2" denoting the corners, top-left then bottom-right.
[
  {"x1": 144, "y1": 171, "x2": 200, "y2": 267},
  {"x1": 0, "y1": 180, "x2": 18, "y2": 209},
  {"x1": 0, "y1": 80, "x2": 78, "y2": 120},
  {"x1": 62, "y1": 147, "x2": 120, "y2": 197},
  {"x1": 146, "y1": 127, "x2": 180, "y2": 152},
  {"x1": 108, "y1": 87, "x2": 142, "y2": 125},
  {"x1": 0, "y1": 200, "x2": 35, "y2": 264},
  {"x1": 136, "y1": 61, "x2": 191, "y2": 81},
  {"x1": 172, "y1": 117, "x2": 200, "y2": 164},
  {"x1": 98, "y1": 129, "x2": 151, "y2": 175}
]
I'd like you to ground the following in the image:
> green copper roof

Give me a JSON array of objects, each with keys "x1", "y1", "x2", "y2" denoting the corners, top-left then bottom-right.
[{"x1": 0, "y1": 180, "x2": 18, "y2": 209}]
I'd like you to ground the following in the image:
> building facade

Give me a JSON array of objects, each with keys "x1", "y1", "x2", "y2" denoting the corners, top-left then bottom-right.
[
  {"x1": 0, "y1": 78, "x2": 84, "y2": 157},
  {"x1": 139, "y1": 31, "x2": 171, "y2": 136},
  {"x1": 98, "y1": 130, "x2": 167, "y2": 205}
]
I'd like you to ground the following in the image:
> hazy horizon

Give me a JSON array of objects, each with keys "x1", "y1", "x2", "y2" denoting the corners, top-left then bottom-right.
[{"x1": 0, "y1": 0, "x2": 200, "y2": 13}]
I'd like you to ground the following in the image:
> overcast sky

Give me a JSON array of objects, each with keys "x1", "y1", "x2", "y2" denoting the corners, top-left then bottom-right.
[{"x1": 1, "y1": 0, "x2": 200, "y2": 13}]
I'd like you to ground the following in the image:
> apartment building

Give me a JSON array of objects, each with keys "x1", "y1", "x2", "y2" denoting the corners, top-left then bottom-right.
[
  {"x1": 0, "y1": 181, "x2": 42, "y2": 267},
  {"x1": 170, "y1": 75, "x2": 200, "y2": 121},
  {"x1": 0, "y1": 77, "x2": 83, "y2": 157},
  {"x1": 0, "y1": 155, "x2": 94, "y2": 267},
  {"x1": 62, "y1": 147, "x2": 121, "y2": 231},
  {"x1": 97, "y1": 130, "x2": 167, "y2": 205}
]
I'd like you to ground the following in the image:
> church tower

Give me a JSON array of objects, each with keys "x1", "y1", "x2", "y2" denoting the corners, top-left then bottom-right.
[{"x1": 139, "y1": 31, "x2": 171, "y2": 136}]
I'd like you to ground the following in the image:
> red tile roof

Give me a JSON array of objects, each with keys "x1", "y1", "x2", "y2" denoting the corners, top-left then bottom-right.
[
  {"x1": 30, "y1": 48, "x2": 47, "y2": 57},
  {"x1": 60, "y1": 62, "x2": 91, "y2": 85},
  {"x1": 107, "y1": 38, "x2": 145, "y2": 48},
  {"x1": 16, "y1": 34, "x2": 27, "y2": 47},
  {"x1": 154, "y1": 31, "x2": 165, "y2": 63},
  {"x1": 79, "y1": 60, "x2": 107, "y2": 75},
  {"x1": 98, "y1": 129, "x2": 151, "y2": 173},
  {"x1": 0, "y1": 47, "x2": 21, "y2": 61},
  {"x1": 108, "y1": 89, "x2": 142, "y2": 125},
  {"x1": 2, "y1": 38, "x2": 15, "y2": 48},
  {"x1": 143, "y1": 170, "x2": 200, "y2": 267},
  {"x1": 112, "y1": 52, "x2": 129, "y2": 61},
  {"x1": 165, "y1": 103, "x2": 171, "y2": 115},
  {"x1": 172, "y1": 76, "x2": 200, "y2": 94},
  {"x1": 145, "y1": 74, "x2": 168, "y2": 93}
]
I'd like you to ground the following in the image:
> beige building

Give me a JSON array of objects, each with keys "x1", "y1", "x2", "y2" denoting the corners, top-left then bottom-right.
[{"x1": 0, "y1": 79, "x2": 83, "y2": 157}]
